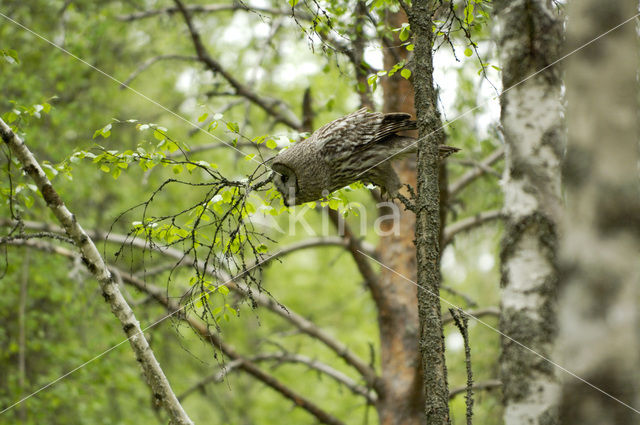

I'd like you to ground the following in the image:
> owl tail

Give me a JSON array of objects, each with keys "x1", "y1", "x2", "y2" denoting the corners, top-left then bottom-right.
[{"x1": 388, "y1": 136, "x2": 460, "y2": 159}]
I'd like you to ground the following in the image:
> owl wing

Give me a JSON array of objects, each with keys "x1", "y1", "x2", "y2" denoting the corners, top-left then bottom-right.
[{"x1": 315, "y1": 108, "x2": 416, "y2": 163}]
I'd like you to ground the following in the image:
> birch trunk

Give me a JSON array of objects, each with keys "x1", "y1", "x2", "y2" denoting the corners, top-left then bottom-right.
[
  {"x1": 495, "y1": 1, "x2": 563, "y2": 423},
  {"x1": 558, "y1": 1, "x2": 640, "y2": 423}
]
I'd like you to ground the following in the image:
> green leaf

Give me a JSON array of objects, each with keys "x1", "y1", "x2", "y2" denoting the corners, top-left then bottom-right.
[
  {"x1": 153, "y1": 129, "x2": 165, "y2": 141},
  {"x1": 464, "y1": 47, "x2": 473, "y2": 57},
  {"x1": 226, "y1": 121, "x2": 239, "y2": 133},
  {"x1": 400, "y1": 68, "x2": 412, "y2": 79},
  {"x1": 172, "y1": 164, "x2": 183, "y2": 174},
  {"x1": 218, "y1": 285, "x2": 230, "y2": 296},
  {"x1": 244, "y1": 153, "x2": 255, "y2": 161},
  {"x1": 399, "y1": 25, "x2": 410, "y2": 42},
  {"x1": 1, "y1": 49, "x2": 19, "y2": 64},
  {"x1": 197, "y1": 112, "x2": 208, "y2": 122},
  {"x1": 93, "y1": 123, "x2": 112, "y2": 139},
  {"x1": 266, "y1": 138, "x2": 277, "y2": 149},
  {"x1": 5, "y1": 111, "x2": 19, "y2": 123},
  {"x1": 406, "y1": 44, "x2": 414, "y2": 52},
  {"x1": 288, "y1": 0, "x2": 299, "y2": 6},
  {"x1": 100, "y1": 164, "x2": 110, "y2": 173}
]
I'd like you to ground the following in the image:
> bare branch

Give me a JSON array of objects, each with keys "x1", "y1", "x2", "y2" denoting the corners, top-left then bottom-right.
[
  {"x1": 122, "y1": 271, "x2": 348, "y2": 425},
  {"x1": 0, "y1": 219, "x2": 377, "y2": 385},
  {"x1": 0, "y1": 120, "x2": 193, "y2": 424},
  {"x1": 248, "y1": 236, "x2": 376, "y2": 269},
  {"x1": 2, "y1": 238, "x2": 346, "y2": 425},
  {"x1": 327, "y1": 209, "x2": 389, "y2": 322},
  {"x1": 117, "y1": 4, "x2": 312, "y2": 22},
  {"x1": 440, "y1": 285, "x2": 478, "y2": 308},
  {"x1": 449, "y1": 380, "x2": 501, "y2": 399},
  {"x1": 449, "y1": 158, "x2": 501, "y2": 177},
  {"x1": 172, "y1": 0, "x2": 303, "y2": 130},
  {"x1": 121, "y1": 54, "x2": 199, "y2": 87},
  {"x1": 450, "y1": 309, "x2": 474, "y2": 424},
  {"x1": 442, "y1": 307, "x2": 500, "y2": 325},
  {"x1": 448, "y1": 146, "x2": 505, "y2": 198},
  {"x1": 179, "y1": 352, "x2": 376, "y2": 403},
  {"x1": 442, "y1": 209, "x2": 503, "y2": 246}
]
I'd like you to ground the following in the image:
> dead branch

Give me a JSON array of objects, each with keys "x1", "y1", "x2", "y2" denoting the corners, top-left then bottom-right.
[
  {"x1": 449, "y1": 380, "x2": 501, "y2": 399},
  {"x1": 442, "y1": 307, "x2": 499, "y2": 325},
  {"x1": 327, "y1": 208, "x2": 388, "y2": 322},
  {"x1": 121, "y1": 54, "x2": 199, "y2": 87},
  {"x1": 117, "y1": 4, "x2": 312, "y2": 22},
  {"x1": 448, "y1": 146, "x2": 505, "y2": 198},
  {"x1": 442, "y1": 209, "x2": 503, "y2": 246},
  {"x1": 450, "y1": 308, "x2": 474, "y2": 425},
  {"x1": 179, "y1": 352, "x2": 376, "y2": 403}
]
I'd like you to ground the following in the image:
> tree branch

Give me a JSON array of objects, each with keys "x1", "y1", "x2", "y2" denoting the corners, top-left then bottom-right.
[
  {"x1": 326, "y1": 208, "x2": 389, "y2": 321},
  {"x1": 441, "y1": 307, "x2": 499, "y2": 325},
  {"x1": 122, "y1": 271, "x2": 348, "y2": 425},
  {"x1": 246, "y1": 235, "x2": 376, "y2": 269},
  {"x1": 179, "y1": 352, "x2": 376, "y2": 403},
  {"x1": 442, "y1": 209, "x2": 503, "y2": 246},
  {"x1": 118, "y1": 4, "x2": 312, "y2": 22},
  {"x1": 0, "y1": 219, "x2": 377, "y2": 385},
  {"x1": 121, "y1": 54, "x2": 199, "y2": 87},
  {"x1": 0, "y1": 119, "x2": 193, "y2": 425},
  {"x1": 172, "y1": 0, "x2": 303, "y2": 131},
  {"x1": 448, "y1": 146, "x2": 504, "y2": 198},
  {"x1": 1, "y1": 238, "x2": 347, "y2": 425},
  {"x1": 449, "y1": 380, "x2": 501, "y2": 399}
]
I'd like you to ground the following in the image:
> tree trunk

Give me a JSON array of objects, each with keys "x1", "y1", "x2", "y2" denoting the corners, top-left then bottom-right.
[
  {"x1": 494, "y1": 1, "x2": 564, "y2": 424},
  {"x1": 557, "y1": 1, "x2": 640, "y2": 423},
  {"x1": 409, "y1": 1, "x2": 450, "y2": 423},
  {"x1": 375, "y1": 8, "x2": 425, "y2": 425}
]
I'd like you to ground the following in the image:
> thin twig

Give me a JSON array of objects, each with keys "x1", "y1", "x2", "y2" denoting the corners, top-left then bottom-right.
[
  {"x1": 450, "y1": 308, "x2": 474, "y2": 425},
  {"x1": 442, "y1": 209, "x2": 503, "y2": 246},
  {"x1": 448, "y1": 146, "x2": 505, "y2": 198}
]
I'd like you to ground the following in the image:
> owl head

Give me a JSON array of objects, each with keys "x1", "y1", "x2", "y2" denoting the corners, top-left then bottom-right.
[{"x1": 271, "y1": 163, "x2": 298, "y2": 206}]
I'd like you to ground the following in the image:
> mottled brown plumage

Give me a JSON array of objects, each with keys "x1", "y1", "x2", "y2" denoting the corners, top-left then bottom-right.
[{"x1": 271, "y1": 108, "x2": 459, "y2": 205}]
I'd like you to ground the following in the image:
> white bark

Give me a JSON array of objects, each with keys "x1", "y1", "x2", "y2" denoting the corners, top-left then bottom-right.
[
  {"x1": 0, "y1": 119, "x2": 193, "y2": 425},
  {"x1": 495, "y1": 1, "x2": 564, "y2": 424},
  {"x1": 557, "y1": 1, "x2": 640, "y2": 423}
]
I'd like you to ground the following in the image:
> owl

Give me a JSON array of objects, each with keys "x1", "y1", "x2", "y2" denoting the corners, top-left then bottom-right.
[{"x1": 271, "y1": 108, "x2": 459, "y2": 206}]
